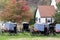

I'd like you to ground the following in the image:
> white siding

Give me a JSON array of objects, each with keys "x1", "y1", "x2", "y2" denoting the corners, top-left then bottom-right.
[
  {"x1": 40, "y1": 18, "x2": 46, "y2": 23},
  {"x1": 40, "y1": 18, "x2": 54, "y2": 24},
  {"x1": 36, "y1": 8, "x2": 41, "y2": 23},
  {"x1": 52, "y1": 18, "x2": 54, "y2": 23}
]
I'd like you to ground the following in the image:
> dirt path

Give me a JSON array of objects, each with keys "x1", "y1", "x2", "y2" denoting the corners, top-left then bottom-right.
[{"x1": 8, "y1": 37, "x2": 60, "y2": 40}]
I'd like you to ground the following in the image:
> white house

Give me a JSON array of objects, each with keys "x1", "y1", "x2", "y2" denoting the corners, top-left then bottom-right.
[
  {"x1": 51, "y1": 0, "x2": 60, "y2": 9},
  {"x1": 35, "y1": 6, "x2": 55, "y2": 24}
]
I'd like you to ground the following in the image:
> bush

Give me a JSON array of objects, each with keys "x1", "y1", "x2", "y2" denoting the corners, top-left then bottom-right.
[{"x1": 29, "y1": 19, "x2": 35, "y2": 25}]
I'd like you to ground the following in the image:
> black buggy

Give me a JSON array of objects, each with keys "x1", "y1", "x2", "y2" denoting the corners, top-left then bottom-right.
[{"x1": 21, "y1": 22, "x2": 30, "y2": 32}]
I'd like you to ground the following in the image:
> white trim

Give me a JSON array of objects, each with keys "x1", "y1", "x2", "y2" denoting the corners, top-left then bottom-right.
[
  {"x1": 36, "y1": 8, "x2": 41, "y2": 18},
  {"x1": 36, "y1": 9, "x2": 41, "y2": 23}
]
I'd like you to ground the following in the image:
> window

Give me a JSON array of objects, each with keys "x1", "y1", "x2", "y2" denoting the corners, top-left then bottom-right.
[
  {"x1": 47, "y1": 18, "x2": 51, "y2": 23},
  {"x1": 47, "y1": 19, "x2": 51, "y2": 22}
]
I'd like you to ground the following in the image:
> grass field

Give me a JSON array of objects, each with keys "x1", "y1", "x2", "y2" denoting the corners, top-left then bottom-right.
[{"x1": 0, "y1": 32, "x2": 60, "y2": 40}]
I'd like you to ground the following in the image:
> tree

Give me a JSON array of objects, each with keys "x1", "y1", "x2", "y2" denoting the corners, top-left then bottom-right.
[
  {"x1": 54, "y1": 2, "x2": 60, "y2": 23},
  {"x1": 0, "y1": 0, "x2": 9, "y2": 10},
  {"x1": 0, "y1": 0, "x2": 32, "y2": 22},
  {"x1": 54, "y1": 12, "x2": 60, "y2": 23}
]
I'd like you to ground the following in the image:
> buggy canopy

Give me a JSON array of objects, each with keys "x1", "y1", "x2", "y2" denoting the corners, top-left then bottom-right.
[
  {"x1": 34, "y1": 23, "x2": 44, "y2": 31},
  {"x1": 55, "y1": 24, "x2": 60, "y2": 32},
  {"x1": 34, "y1": 23, "x2": 49, "y2": 31},
  {"x1": 4, "y1": 22, "x2": 16, "y2": 31}
]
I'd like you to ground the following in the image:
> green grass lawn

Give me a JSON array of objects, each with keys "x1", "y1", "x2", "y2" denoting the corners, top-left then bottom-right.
[{"x1": 0, "y1": 32, "x2": 60, "y2": 40}]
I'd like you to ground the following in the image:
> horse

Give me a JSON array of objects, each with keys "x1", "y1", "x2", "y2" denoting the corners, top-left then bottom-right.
[{"x1": 49, "y1": 21, "x2": 57, "y2": 35}]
